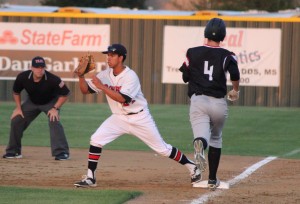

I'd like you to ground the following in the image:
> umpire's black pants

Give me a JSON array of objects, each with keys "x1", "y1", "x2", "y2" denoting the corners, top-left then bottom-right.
[{"x1": 5, "y1": 98, "x2": 69, "y2": 157}]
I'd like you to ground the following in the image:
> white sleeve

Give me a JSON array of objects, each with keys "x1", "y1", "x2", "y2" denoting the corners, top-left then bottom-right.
[
  {"x1": 86, "y1": 80, "x2": 101, "y2": 94},
  {"x1": 86, "y1": 73, "x2": 102, "y2": 94},
  {"x1": 119, "y1": 71, "x2": 140, "y2": 98}
]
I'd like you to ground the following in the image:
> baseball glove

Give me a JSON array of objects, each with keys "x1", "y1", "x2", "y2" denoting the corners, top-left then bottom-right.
[
  {"x1": 74, "y1": 53, "x2": 96, "y2": 77},
  {"x1": 227, "y1": 89, "x2": 240, "y2": 101}
]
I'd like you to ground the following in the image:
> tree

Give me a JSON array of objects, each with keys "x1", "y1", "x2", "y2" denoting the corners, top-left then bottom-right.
[
  {"x1": 168, "y1": 0, "x2": 300, "y2": 12},
  {"x1": 215, "y1": 0, "x2": 298, "y2": 12},
  {"x1": 40, "y1": 0, "x2": 146, "y2": 9}
]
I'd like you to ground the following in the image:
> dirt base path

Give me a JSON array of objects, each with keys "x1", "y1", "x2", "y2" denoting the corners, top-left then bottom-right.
[{"x1": 1, "y1": 146, "x2": 299, "y2": 203}]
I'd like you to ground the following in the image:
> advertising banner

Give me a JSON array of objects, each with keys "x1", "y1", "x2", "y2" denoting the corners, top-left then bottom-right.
[
  {"x1": 0, "y1": 23, "x2": 110, "y2": 80},
  {"x1": 162, "y1": 26, "x2": 281, "y2": 87}
]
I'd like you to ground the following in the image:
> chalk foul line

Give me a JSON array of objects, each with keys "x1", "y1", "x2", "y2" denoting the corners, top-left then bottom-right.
[
  {"x1": 228, "y1": 156, "x2": 277, "y2": 186},
  {"x1": 190, "y1": 156, "x2": 277, "y2": 204}
]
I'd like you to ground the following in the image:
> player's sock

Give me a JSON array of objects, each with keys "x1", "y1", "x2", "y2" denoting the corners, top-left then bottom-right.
[
  {"x1": 169, "y1": 147, "x2": 198, "y2": 175},
  {"x1": 87, "y1": 145, "x2": 102, "y2": 179},
  {"x1": 169, "y1": 147, "x2": 192, "y2": 165},
  {"x1": 208, "y1": 146, "x2": 221, "y2": 180}
]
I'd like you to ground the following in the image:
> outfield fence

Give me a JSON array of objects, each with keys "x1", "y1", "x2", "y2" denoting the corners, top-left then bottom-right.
[{"x1": 0, "y1": 11, "x2": 299, "y2": 107}]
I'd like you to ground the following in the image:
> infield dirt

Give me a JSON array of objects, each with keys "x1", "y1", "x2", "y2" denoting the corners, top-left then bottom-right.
[{"x1": 1, "y1": 146, "x2": 299, "y2": 204}]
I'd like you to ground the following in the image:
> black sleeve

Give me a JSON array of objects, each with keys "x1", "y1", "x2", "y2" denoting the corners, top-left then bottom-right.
[
  {"x1": 179, "y1": 49, "x2": 191, "y2": 83},
  {"x1": 87, "y1": 86, "x2": 131, "y2": 102},
  {"x1": 179, "y1": 63, "x2": 190, "y2": 83},
  {"x1": 224, "y1": 54, "x2": 240, "y2": 81},
  {"x1": 120, "y1": 93, "x2": 132, "y2": 104},
  {"x1": 13, "y1": 74, "x2": 24, "y2": 94},
  {"x1": 87, "y1": 86, "x2": 96, "y2": 93},
  {"x1": 57, "y1": 80, "x2": 70, "y2": 96},
  {"x1": 227, "y1": 61, "x2": 240, "y2": 81}
]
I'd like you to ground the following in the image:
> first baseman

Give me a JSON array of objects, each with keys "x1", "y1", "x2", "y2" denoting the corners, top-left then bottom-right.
[
  {"x1": 179, "y1": 18, "x2": 240, "y2": 190},
  {"x1": 74, "y1": 44, "x2": 201, "y2": 187}
]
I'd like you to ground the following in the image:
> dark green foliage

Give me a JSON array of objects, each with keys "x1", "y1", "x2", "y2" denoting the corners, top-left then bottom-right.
[
  {"x1": 178, "y1": 0, "x2": 299, "y2": 12},
  {"x1": 216, "y1": 0, "x2": 297, "y2": 12},
  {"x1": 40, "y1": 0, "x2": 146, "y2": 9}
]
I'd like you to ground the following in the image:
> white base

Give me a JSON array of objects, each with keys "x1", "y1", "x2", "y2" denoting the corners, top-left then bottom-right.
[{"x1": 193, "y1": 180, "x2": 230, "y2": 189}]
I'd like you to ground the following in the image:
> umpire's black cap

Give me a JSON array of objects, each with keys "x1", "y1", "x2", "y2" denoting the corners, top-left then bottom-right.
[
  {"x1": 102, "y1": 44, "x2": 127, "y2": 60},
  {"x1": 32, "y1": 56, "x2": 46, "y2": 68}
]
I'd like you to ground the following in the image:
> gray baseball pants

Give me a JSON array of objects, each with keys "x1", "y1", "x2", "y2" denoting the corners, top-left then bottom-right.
[
  {"x1": 5, "y1": 98, "x2": 69, "y2": 156},
  {"x1": 189, "y1": 94, "x2": 228, "y2": 149}
]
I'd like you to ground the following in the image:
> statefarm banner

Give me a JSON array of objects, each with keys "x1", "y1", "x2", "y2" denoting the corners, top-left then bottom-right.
[
  {"x1": 162, "y1": 26, "x2": 281, "y2": 87},
  {"x1": 0, "y1": 22, "x2": 110, "y2": 81}
]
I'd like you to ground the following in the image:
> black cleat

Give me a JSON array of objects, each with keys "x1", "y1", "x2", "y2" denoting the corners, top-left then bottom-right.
[
  {"x1": 191, "y1": 166, "x2": 202, "y2": 184},
  {"x1": 194, "y1": 139, "x2": 207, "y2": 172},
  {"x1": 74, "y1": 175, "x2": 97, "y2": 188},
  {"x1": 208, "y1": 179, "x2": 220, "y2": 190}
]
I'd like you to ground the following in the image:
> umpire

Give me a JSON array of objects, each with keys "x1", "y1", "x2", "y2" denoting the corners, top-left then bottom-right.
[{"x1": 2, "y1": 56, "x2": 71, "y2": 160}]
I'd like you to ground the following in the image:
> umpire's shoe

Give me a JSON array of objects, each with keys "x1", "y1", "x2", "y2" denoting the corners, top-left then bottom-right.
[
  {"x1": 193, "y1": 139, "x2": 207, "y2": 172},
  {"x1": 55, "y1": 152, "x2": 70, "y2": 161},
  {"x1": 191, "y1": 166, "x2": 201, "y2": 184},
  {"x1": 74, "y1": 175, "x2": 97, "y2": 188},
  {"x1": 3, "y1": 152, "x2": 23, "y2": 159}
]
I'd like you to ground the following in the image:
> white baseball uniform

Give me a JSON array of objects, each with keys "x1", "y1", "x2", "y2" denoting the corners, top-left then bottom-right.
[
  {"x1": 74, "y1": 45, "x2": 200, "y2": 188},
  {"x1": 87, "y1": 66, "x2": 173, "y2": 157}
]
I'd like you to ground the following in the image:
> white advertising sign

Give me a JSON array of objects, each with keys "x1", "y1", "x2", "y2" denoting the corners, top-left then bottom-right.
[
  {"x1": 162, "y1": 26, "x2": 281, "y2": 87},
  {"x1": 0, "y1": 22, "x2": 110, "y2": 81},
  {"x1": 0, "y1": 22, "x2": 110, "y2": 51}
]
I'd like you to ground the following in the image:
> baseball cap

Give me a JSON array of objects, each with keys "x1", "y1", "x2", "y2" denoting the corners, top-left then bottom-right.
[
  {"x1": 102, "y1": 44, "x2": 127, "y2": 58},
  {"x1": 32, "y1": 56, "x2": 46, "y2": 68}
]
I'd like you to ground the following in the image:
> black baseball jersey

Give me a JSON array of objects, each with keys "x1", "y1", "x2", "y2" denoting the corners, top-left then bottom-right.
[
  {"x1": 13, "y1": 70, "x2": 70, "y2": 105},
  {"x1": 179, "y1": 45, "x2": 240, "y2": 98}
]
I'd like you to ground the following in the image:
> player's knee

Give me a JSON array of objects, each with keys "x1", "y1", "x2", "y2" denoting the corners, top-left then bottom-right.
[
  {"x1": 48, "y1": 120, "x2": 62, "y2": 127},
  {"x1": 209, "y1": 136, "x2": 222, "y2": 148},
  {"x1": 209, "y1": 140, "x2": 222, "y2": 149},
  {"x1": 90, "y1": 141, "x2": 102, "y2": 148},
  {"x1": 11, "y1": 115, "x2": 25, "y2": 126},
  {"x1": 156, "y1": 149, "x2": 172, "y2": 157}
]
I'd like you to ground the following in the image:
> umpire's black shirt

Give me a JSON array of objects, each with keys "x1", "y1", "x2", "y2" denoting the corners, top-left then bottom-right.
[{"x1": 13, "y1": 70, "x2": 70, "y2": 105}]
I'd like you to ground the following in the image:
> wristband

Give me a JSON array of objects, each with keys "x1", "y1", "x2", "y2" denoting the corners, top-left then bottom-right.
[{"x1": 53, "y1": 106, "x2": 60, "y2": 110}]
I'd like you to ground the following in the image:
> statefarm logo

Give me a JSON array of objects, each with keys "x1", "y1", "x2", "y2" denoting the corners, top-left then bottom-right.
[
  {"x1": 0, "y1": 30, "x2": 18, "y2": 44},
  {"x1": 0, "y1": 29, "x2": 103, "y2": 46}
]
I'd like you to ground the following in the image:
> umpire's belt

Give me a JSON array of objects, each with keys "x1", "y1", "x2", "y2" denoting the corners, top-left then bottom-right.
[{"x1": 127, "y1": 109, "x2": 143, "y2": 115}]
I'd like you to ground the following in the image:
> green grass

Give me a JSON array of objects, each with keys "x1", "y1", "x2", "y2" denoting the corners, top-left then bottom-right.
[
  {"x1": 0, "y1": 186, "x2": 142, "y2": 204},
  {"x1": 0, "y1": 102, "x2": 299, "y2": 203},
  {"x1": 1, "y1": 102, "x2": 300, "y2": 159},
  {"x1": 223, "y1": 106, "x2": 300, "y2": 158}
]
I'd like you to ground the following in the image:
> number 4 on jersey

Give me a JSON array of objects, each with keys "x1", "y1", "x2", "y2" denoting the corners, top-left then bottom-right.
[{"x1": 204, "y1": 61, "x2": 213, "y2": 81}]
